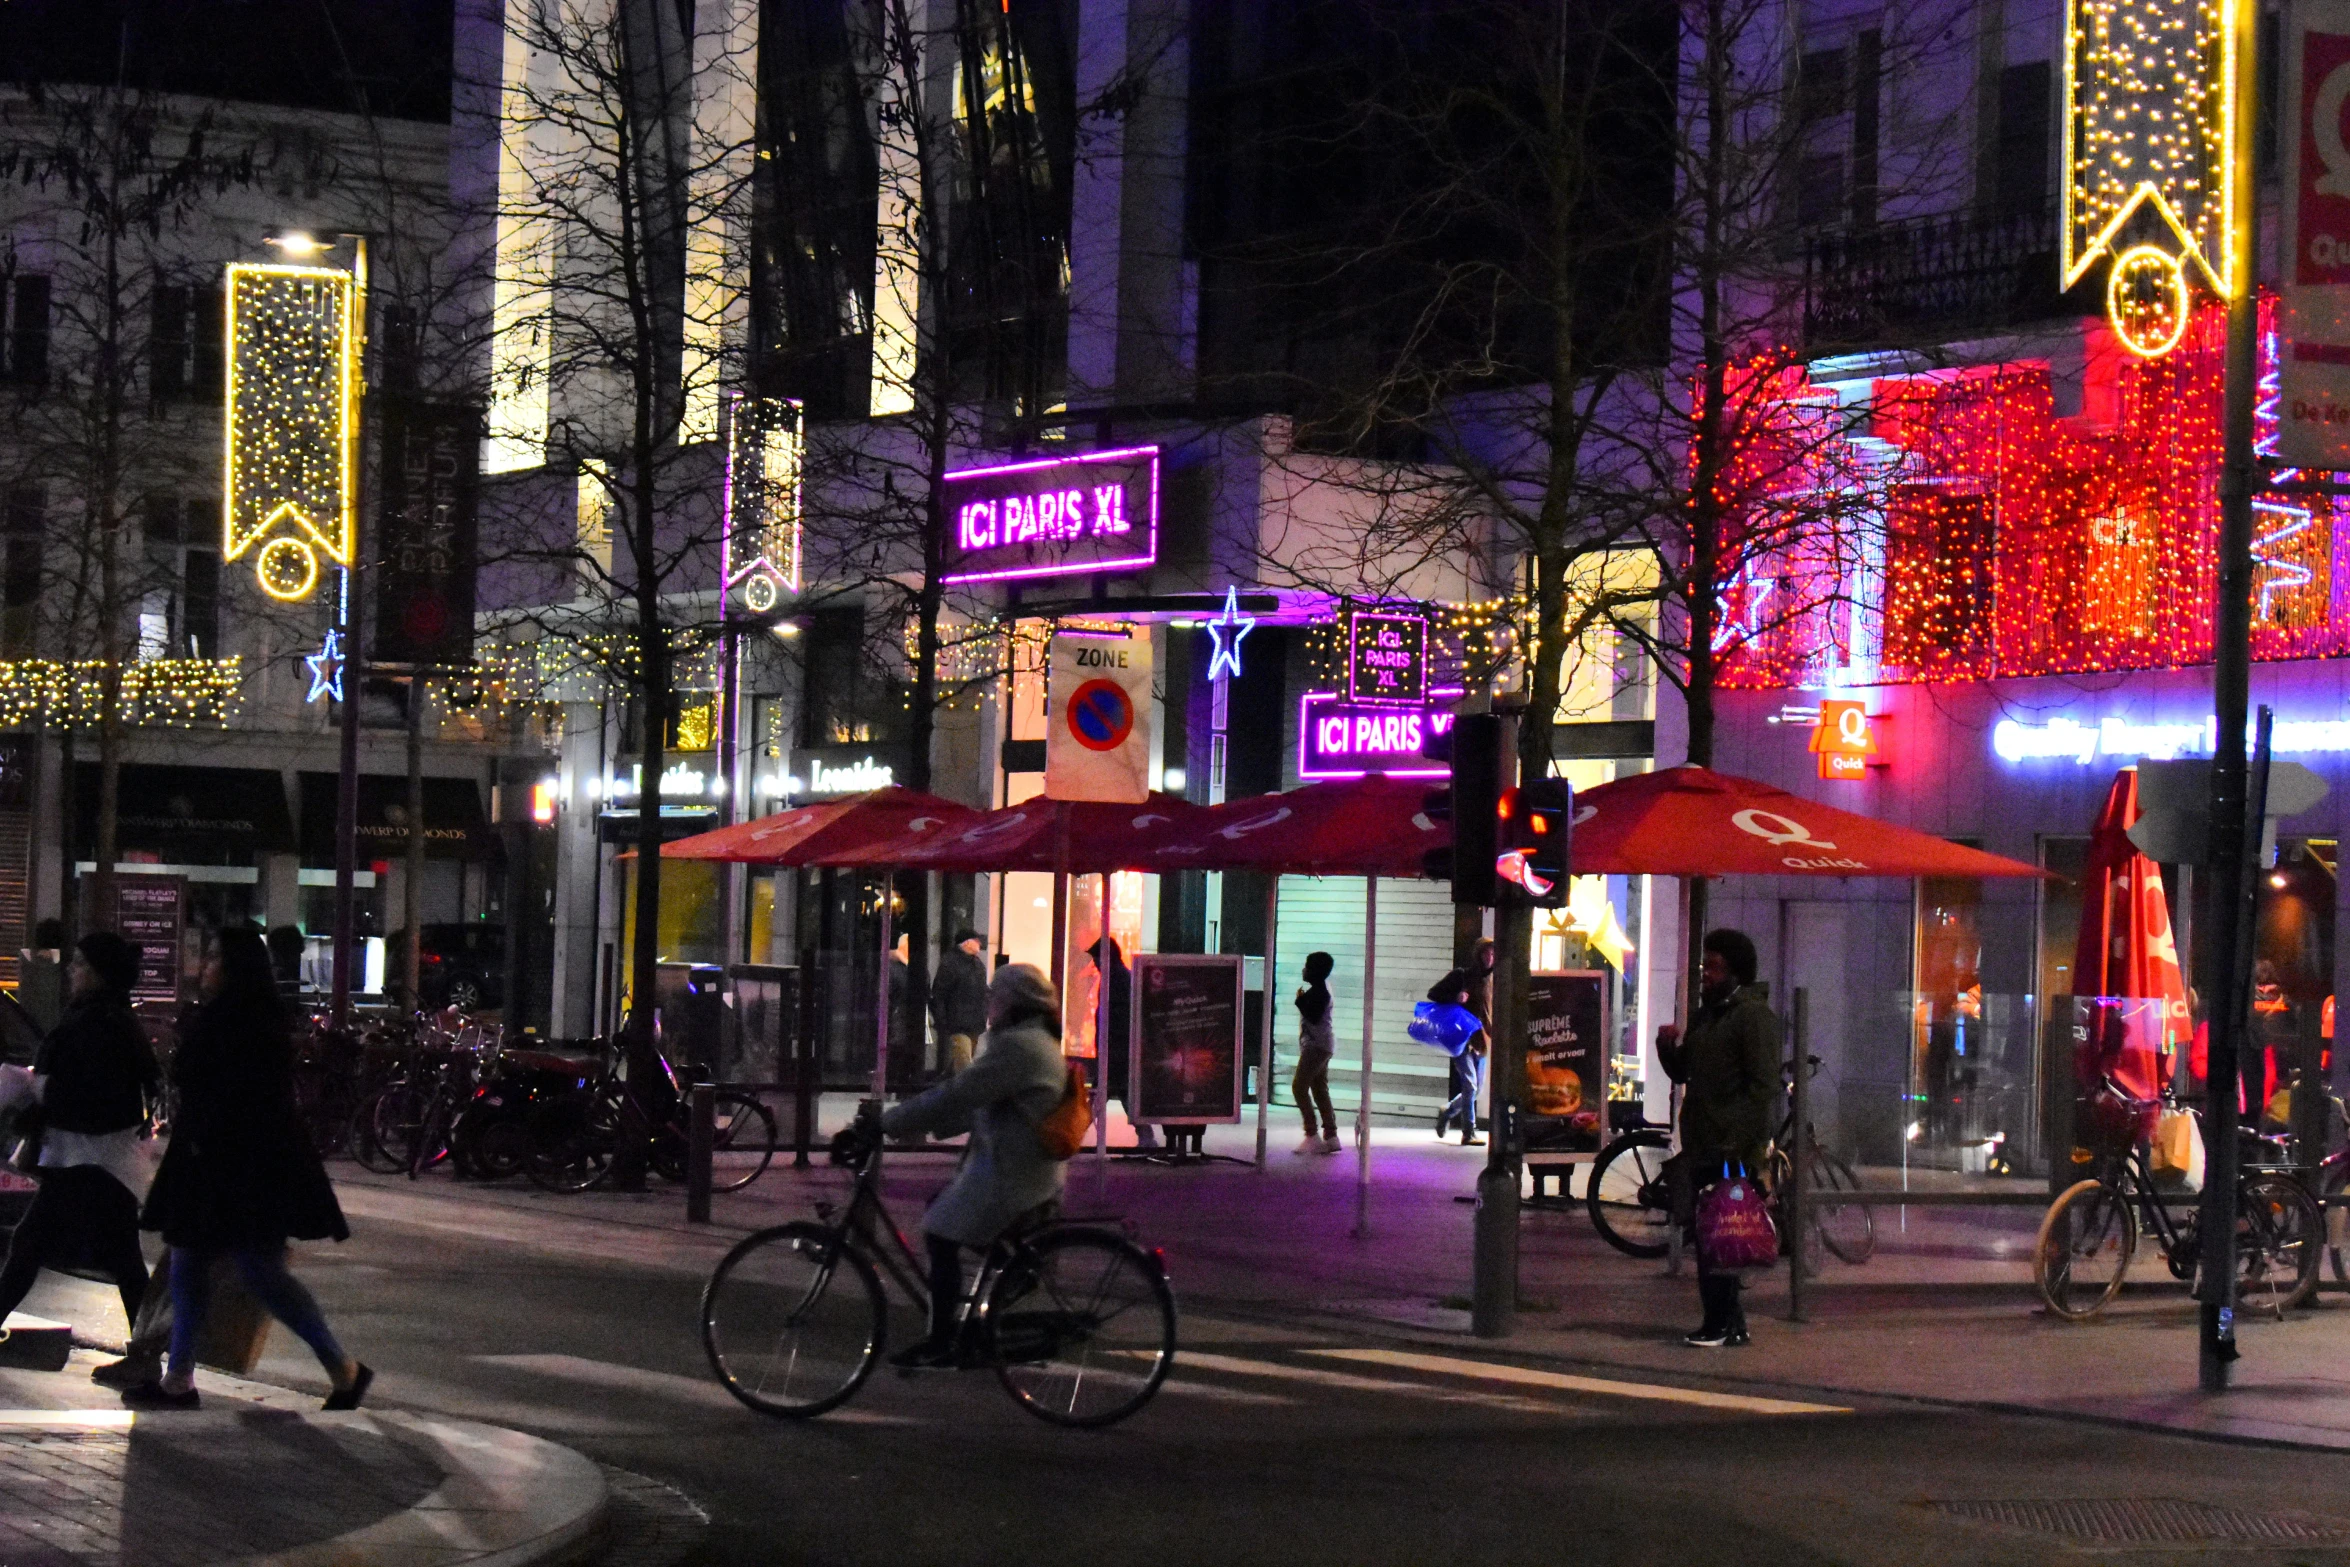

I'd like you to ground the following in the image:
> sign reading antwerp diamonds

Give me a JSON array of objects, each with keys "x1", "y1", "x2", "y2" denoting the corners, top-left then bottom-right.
[
  {"x1": 2282, "y1": 0, "x2": 2350, "y2": 467},
  {"x1": 941, "y1": 446, "x2": 1159, "y2": 583}
]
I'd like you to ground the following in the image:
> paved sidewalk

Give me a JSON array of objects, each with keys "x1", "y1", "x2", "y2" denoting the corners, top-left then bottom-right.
[
  {"x1": 0, "y1": 1348, "x2": 607, "y2": 1567},
  {"x1": 318, "y1": 1107, "x2": 2350, "y2": 1453}
]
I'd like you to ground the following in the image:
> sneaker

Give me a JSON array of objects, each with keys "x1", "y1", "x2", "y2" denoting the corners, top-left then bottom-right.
[
  {"x1": 1460, "y1": 1135, "x2": 1485, "y2": 1147},
  {"x1": 1683, "y1": 1325, "x2": 1735, "y2": 1349},
  {"x1": 1724, "y1": 1329, "x2": 1752, "y2": 1348},
  {"x1": 121, "y1": 1382, "x2": 201, "y2": 1410},
  {"x1": 887, "y1": 1340, "x2": 958, "y2": 1371},
  {"x1": 1317, "y1": 1136, "x2": 1343, "y2": 1154},
  {"x1": 91, "y1": 1356, "x2": 161, "y2": 1390},
  {"x1": 1294, "y1": 1136, "x2": 1324, "y2": 1155}
]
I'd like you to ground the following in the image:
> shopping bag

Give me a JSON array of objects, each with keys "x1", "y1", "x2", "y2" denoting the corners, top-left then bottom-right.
[
  {"x1": 2149, "y1": 1109, "x2": 2204, "y2": 1192},
  {"x1": 1407, "y1": 1002, "x2": 1479, "y2": 1056},
  {"x1": 1694, "y1": 1166, "x2": 1778, "y2": 1273},
  {"x1": 126, "y1": 1257, "x2": 275, "y2": 1374}
]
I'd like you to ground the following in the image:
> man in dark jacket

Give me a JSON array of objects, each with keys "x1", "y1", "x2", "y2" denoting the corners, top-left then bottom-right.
[
  {"x1": 930, "y1": 930, "x2": 990, "y2": 1076},
  {"x1": 1656, "y1": 927, "x2": 1782, "y2": 1349}
]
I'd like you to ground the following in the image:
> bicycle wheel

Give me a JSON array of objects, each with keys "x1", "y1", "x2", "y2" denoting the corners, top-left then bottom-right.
[
  {"x1": 1586, "y1": 1131, "x2": 1673, "y2": 1259},
  {"x1": 710, "y1": 1093, "x2": 778, "y2": 1192},
  {"x1": 526, "y1": 1093, "x2": 617, "y2": 1194},
  {"x1": 987, "y1": 1229, "x2": 1176, "y2": 1429},
  {"x1": 2237, "y1": 1173, "x2": 2323, "y2": 1316},
  {"x1": 700, "y1": 1222, "x2": 885, "y2": 1418},
  {"x1": 1811, "y1": 1152, "x2": 1876, "y2": 1265},
  {"x1": 357, "y1": 1084, "x2": 427, "y2": 1175},
  {"x1": 2034, "y1": 1177, "x2": 2137, "y2": 1321}
]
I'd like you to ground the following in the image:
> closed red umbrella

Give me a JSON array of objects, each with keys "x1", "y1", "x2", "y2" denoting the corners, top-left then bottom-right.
[
  {"x1": 1144, "y1": 776, "x2": 1446, "y2": 878},
  {"x1": 1568, "y1": 765, "x2": 2052, "y2": 879},
  {"x1": 884, "y1": 793, "x2": 1204, "y2": 873},
  {"x1": 660, "y1": 787, "x2": 975, "y2": 865},
  {"x1": 2073, "y1": 769, "x2": 2190, "y2": 1101}
]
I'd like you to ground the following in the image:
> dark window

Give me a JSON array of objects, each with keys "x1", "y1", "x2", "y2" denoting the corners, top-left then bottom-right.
[
  {"x1": 152, "y1": 281, "x2": 191, "y2": 400},
  {"x1": 2, "y1": 488, "x2": 40, "y2": 655},
  {"x1": 7, "y1": 275, "x2": 50, "y2": 386},
  {"x1": 1796, "y1": 47, "x2": 1846, "y2": 126},
  {"x1": 190, "y1": 280, "x2": 223, "y2": 402},
  {"x1": 1993, "y1": 61, "x2": 2052, "y2": 214},
  {"x1": 1850, "y1": 31, "x2": 1880, "y2": 227},
  {"x1": 142, "y1": 496, "x2": 220, "y2": 658},
  {"x1": 181, "y1": 545, "x2": 219, "y2": 658},
  {"x1": 798, "y1": 605, "x2": 893, "y2": 748}
]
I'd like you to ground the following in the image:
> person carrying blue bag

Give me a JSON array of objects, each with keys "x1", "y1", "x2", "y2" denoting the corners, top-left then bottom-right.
[
  {"x1": 1654, "y1": 927, "x2": 1782, "y2": 1349},
  {"x1": 1422, "y1": 939, "x2": 1493, "y2": 1146}
]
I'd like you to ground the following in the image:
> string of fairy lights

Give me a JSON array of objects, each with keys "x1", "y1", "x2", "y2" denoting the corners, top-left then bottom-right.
[{"x1": 0, "y1": 659, "x2": 244, "y2": 729}]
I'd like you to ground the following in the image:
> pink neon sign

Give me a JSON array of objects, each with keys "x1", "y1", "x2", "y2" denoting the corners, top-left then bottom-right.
[
  {"x1": 1298, "y1": 690, "x2": 1462, "y2": 779},
  {"x1": 940, "y1": 445, "x2": 1160, "y2": 584}
]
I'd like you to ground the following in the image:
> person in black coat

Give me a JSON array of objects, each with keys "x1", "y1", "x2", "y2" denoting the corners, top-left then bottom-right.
[
  {"x1": 0, "y1": 933, "x2": 157, "y2": 1351},
  {"x1": 1088, "y1": 936, "x2": 1151, "y2": 1147},
  {"x1": 930, "y1": 930, "x2": 990, "y2": 1075},
  {"x1": 129, "y1": 926, "x2": 369, "y2": 1411}
]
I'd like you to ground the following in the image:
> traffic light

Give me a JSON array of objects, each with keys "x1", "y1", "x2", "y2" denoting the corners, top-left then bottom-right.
[
  {"x1": 1444, "y1": 714, "x2": 1503, "y2": 905},
  {"x1": 1496, "y1": 777, "x2": 1571, "y2": 908}
]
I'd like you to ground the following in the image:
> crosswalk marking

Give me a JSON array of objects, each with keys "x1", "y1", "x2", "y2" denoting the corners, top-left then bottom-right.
[
  {"x1": 1155, "y1": 1378, "x2": 1293, "y2": 1407},
  {"x1": 1165, "y1": 1351, "x2": 1567, "y2": 1416},
  {"x1": 475, "y1": 1353, "x2": 921, "y2": 1426},
  {"x1": 1302, "y1": 1348, "x2": 1850, "y2": 1416}
]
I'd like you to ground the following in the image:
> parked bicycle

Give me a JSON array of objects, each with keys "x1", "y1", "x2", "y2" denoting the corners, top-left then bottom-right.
[
  {"x1": 349, "y1": 1010, "x2": 498, "y2": 1176},
  {"x1": 700, "y1": 1107, "x2": 1176, "y2": 1427},
  {"x1": 2034, "y1": 1079, "x2": 2322, "y2": 1321},
  {"x1": 525, "y1": 1038, "x2": 775, "y2": 1194},
  {"x1": 1585, "y1": 1056, "x2": 1874, "y2": 1267}
]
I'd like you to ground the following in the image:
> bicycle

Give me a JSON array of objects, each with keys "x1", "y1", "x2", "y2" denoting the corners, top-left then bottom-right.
[
  {"x1": 1585, "y1": 1055, "x2": 1874, "y2": 1267},
  {"x1": 2034, "y1": 1081, "x2": 2323, "y2": 1321},
  {"x1": 699, "y1": 1108, "x2": 1177, "y2": 1428},
  {"x1": 525, "y1": 1039, "x2": 776, "y2": 1195}
]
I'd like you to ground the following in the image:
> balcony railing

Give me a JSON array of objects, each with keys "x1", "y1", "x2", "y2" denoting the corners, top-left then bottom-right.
[{"x1": 1801, "y1": 204, "x2": 2091, "y2": 354}]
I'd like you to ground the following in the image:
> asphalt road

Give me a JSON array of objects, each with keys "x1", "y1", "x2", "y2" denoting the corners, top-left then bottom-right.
[{"x1": 22, "y1": 1201, "x2": 2350, "y2": 1567}]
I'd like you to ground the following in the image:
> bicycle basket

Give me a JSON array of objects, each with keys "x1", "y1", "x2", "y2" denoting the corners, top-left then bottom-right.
[{"x1": 2080, "y1": 1081, "x2": 2159, "y2": 1156}]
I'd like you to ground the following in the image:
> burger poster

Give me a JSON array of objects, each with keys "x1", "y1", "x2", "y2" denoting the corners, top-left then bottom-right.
[{"x1": 1525, "y1": 971, "x2": 1607, "y2": 1150}]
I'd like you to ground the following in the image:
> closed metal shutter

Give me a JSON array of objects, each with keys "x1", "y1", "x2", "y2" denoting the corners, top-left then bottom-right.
[{"x1": 1271, "y1": 874, "x2": 1461, "y2": 1124}]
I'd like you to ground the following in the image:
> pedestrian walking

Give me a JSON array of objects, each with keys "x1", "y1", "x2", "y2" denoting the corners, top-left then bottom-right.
[
  {"x1": 0, "y1": 934, "x2": 158, "y2": 1377},
  {"x1": 1087, "y1": 935, "x2": 1154, "y2": 1148},
  {"x1": 1655, "y1": 927, "x2": 1782, "y2": 1349},
  {"x1": 930, "y1": 929, "x2": 990, "y2": 1076},
  {"x1": 129, "y1": 926, "x2": 369, "y2": 1411},
  {"x1": 1429, "y1": 938, "x2": 1493, "y2": 1145},
  {"x1": 874, "y1": 963, "x2": 1068, "y2": 1368},
  {"x1": 1292, "y1": 951, "x2": 1340, "y2": 1153}
]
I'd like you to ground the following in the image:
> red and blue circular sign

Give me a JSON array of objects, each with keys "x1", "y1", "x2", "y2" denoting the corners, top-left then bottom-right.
[{"x1": 1067, "y1": 678, "x2": 1135, "y2": 752}]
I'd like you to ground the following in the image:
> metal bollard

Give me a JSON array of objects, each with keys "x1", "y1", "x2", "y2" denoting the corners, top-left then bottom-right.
[{"x1": 686, "y1": 1082, "x2": 715, "y2": 1224}]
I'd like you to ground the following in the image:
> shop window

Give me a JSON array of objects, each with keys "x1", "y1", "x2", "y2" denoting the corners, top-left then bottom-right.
[
  {"x1": 140, "y1": 495, "x2": 221, "y2": 659},
  {"x1": 150, "y1": 277, "x2": 224, "y2": 404},
  {"x1": 797, "y1": 605, "x2": 894, "y2": 748},
  {"x1": 1989, "y1": 61, "x2": 2051, "y2": 215}
]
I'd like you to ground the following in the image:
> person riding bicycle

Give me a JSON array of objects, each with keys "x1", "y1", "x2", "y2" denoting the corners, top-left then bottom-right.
[{"x1": 870, "y1": 962, "x2": 1068, "y2": 1369}]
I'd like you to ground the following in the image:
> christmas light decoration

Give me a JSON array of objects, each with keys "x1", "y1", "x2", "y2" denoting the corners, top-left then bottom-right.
[
  {"x1": 223, "y1": 264, "x2": 357, "y2": 600},
  {"x1": 722, "y1": 395, "x2": 803, "y2": 616},
  {"x1": 304, "y1": 629, "x2": 345, "y2": 703},
  {"x1": 2064, "y1": 0, "x2": 2243, "y2": 356},
  {"x1": 1205, "y1": 586, "x2": 1254, "y2": 680},
  {"x1": 0, "y1": 659, "x2": 243, "y2": 729}
]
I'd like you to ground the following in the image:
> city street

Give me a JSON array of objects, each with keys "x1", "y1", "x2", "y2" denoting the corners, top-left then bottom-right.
[{"x1": 15, "y1": 1137, "x2": 2350, "y2": 1567}]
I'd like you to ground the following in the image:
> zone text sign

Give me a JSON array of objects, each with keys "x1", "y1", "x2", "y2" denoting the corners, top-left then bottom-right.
[
  {"x1": 941, "y1": 446, "x2": 1159, "y2": 584},
  {"x1": 1299, "y1": 691, "x2": 1460, "y2": 779},
  {"x1": 1346, "y1": 611, "x2": 1428, "y2": 704}
]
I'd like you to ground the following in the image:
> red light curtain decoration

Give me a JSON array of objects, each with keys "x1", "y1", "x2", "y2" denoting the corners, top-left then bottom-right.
[{"x1": 1718, "y1": 296, "x2": 2350, "y2": 689}]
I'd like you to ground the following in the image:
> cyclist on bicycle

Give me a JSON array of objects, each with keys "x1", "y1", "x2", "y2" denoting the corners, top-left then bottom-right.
[{"x1": 873, "y1": 962, "x2": 1068, "y2": 1369}]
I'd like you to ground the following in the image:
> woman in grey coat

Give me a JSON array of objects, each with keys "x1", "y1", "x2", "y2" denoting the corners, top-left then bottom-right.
[{"x1": 880, "y1": 963, "x2": 1068, "y2": 1368}]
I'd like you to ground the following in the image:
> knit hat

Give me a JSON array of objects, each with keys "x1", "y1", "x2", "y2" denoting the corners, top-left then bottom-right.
[{"x1": 989, "y1": 962, "x2": 1059, "y2": 1019}]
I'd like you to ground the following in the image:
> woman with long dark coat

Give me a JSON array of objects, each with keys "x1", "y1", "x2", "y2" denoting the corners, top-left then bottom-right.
[
  {"x1": 0, "y1": 934, "x2": 157, "y2": 1355},
  {"x1": 129, "y1": 926, "x2": 369, "y2": 1410}
]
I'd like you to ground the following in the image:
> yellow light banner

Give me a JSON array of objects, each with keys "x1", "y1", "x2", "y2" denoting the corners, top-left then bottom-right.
[
  {"x1": 2063, "y1": 0, "x2": 2243, "y2": 357},
  {"x1": 224, "y1": 263, "x2": 358, "y2": 600}
]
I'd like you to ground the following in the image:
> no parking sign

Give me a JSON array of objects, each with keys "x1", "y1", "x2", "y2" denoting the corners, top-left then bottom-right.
[{"x1": 1047, "y1": 631, "x2": 1153, "y2": 802}]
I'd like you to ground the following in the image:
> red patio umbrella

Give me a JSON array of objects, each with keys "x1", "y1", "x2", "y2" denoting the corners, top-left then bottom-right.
[
  {"x1": 660, "y1": 787, "x2": 975, "y2": 865},
  {"x1": 883, "y1": 793, "x2": 1205, "y2": 873},
  {"x1": 2073, "y1": 769, "x2": 2190, "y2": 1101},
  {"x1": 1567, "y1": 765, "x2": 2052, "y2": 879},
  {"x1": 1143, "y1": 776, "x2": 1446, "y2": 879}
]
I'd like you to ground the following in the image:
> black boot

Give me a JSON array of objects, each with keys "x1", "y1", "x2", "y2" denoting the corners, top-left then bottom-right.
[{"x1": 1722, "y1": 1278, "x2": 1750, "y2": 1347}]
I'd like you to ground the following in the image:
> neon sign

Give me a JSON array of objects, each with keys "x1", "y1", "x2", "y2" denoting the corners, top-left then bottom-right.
[
  {"x1": 1345, "y1": 610, "x2": 1428, "y2": 705},
  {"x1": 940, "y1": 446, "x2": 1159, "y2": 584},
  {"x1": 1299, "y1": 691, "x2": 1461, "y2": 779},
  {"x1": 1992, "y1": 711, "x2": 2350, "y2": 763}
]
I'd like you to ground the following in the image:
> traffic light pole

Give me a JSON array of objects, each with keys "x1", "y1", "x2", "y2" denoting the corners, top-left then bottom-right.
[
  {"x1": 1471, "y1": 715, "x2": 1520, "y2": 1338},
  {"x1": 2197, "y1": 0, "x2": 2261, "y2": 1394}
]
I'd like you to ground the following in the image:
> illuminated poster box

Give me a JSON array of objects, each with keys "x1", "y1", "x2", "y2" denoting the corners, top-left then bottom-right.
[{"x1": 940, "y1": 445, "x2": 1159, "y2": 584}]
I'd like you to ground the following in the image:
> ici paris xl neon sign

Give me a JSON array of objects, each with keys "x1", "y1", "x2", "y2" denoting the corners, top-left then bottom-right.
[{"x1": 940, "y1": 445, "x2": 1160, "y2": 584}]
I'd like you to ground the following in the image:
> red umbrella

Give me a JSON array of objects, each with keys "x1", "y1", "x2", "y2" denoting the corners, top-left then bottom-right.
[
  {"x1": 2070, "y1": 770, "x2": 2190, "y2": 1100},
  {"x1": 884, "y1": 793, "x2": 1205, "y2": 873},
  {"x1": 1145, "y1": 776, "x2": 1446, "y2": 878},
  {"x1": 660, "y1": 787, "x2": 975, "y2": 864},
  {"x1": 1568, "y1": 765, "x2": 2051, "y2": 879}
]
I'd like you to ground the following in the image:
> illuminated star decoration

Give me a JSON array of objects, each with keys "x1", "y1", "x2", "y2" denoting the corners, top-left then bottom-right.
[
  {"x1": 304, "y1": 628, "x2": 345, "y2": 704},
  {"x1": 1205, "y1": 586, "x2": 1254, "y2": 680}
]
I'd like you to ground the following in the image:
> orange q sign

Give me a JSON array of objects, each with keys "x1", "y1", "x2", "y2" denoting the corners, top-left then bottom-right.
[{"x1": 1809, "y1": 700, "x2": 1880, "y2": 781}]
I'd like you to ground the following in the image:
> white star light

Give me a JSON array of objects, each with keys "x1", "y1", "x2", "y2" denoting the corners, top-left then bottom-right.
[
  {"x1": 1205, "y1": 586, "x2": 1254, "y2": 680},
  {"x1": 304, "y1": 628, "x2": 344, "y2": 703}
]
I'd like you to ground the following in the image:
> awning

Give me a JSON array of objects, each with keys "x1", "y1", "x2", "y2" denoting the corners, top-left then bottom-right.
[
  {"x1": 73, "y1": 764, "x2": 296, "y2": 862},
  {"x1": 298, "y1": 773, "x2": 499, "y2": 863}
]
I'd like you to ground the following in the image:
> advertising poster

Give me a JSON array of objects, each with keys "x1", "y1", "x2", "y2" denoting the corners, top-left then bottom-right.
[
  {"x1": 1525, "y1": 971, "x2": 1607, "y2": 1151},
  {"x1": 374, "y1": 397, "x2": 482, "y2": 667},
  {"x1": 113, "y1": 877, "x2": 186, "y2": 1007},
  {"x1": 1130, "y1": 955, "x2": 1244, "y2": 1124}
]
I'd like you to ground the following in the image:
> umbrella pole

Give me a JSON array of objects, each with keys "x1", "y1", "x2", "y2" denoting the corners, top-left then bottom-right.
[
  {"x1": 872, "y1": 869, "x2": 893, "y2": 1103},
  {"x1": 1354, "y1": 874, "x2": 1376, "y2": 1238},
  {"x1": 1257, "y1": 878, "x2": 1278, "y2": 1170},
  {"x1": 1096, "y1": 871, "x2": 1112, "y2": 1193}
]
